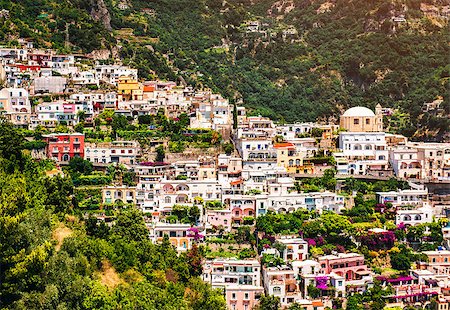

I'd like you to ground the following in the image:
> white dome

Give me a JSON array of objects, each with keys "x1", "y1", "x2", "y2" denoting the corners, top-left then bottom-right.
[{"x1": 342, "y1": 106, "x2": 375, "y2": 117}]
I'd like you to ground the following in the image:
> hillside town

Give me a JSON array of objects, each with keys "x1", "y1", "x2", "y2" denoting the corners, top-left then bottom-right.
[{"x1": 1, "y1": 42, "x2": 450, "y2": 309}]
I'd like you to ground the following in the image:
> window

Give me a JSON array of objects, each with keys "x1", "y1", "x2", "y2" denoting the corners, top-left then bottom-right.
[
  {"x1": 354, "y1": 119, "x2": 359, "y2": 125},
  {"x1": 244, "y1": 293, "x2": 249, "y2": 300},
  {"x1": 231, "y1": 293, "x2": 236, "y2": 300},
  {"x1": 273, "y1": 287, "x2": 281, "y2": 295},
  {"x1": 366, "y1": 118, "x2": 370, "y2": 125}
]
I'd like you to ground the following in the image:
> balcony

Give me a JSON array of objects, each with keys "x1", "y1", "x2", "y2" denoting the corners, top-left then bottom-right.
[{"x1": 270, "y1": 279, "x2": 284, "y2": 285}]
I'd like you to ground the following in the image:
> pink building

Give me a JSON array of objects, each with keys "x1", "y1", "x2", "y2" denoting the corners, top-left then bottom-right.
[
  {"x1": 63, "y1": 102, "x2": 76, "y2": 113},
  {"x1": 206, "y1": 209, "x2": 232, "y2": 232},
  {"x1": 318, "y1": 253, "x2": 368, "y2": 281},
  {"x1": 418, "y1": 250, "x2": 450, "y2": 274},
  {"x1": 226, "y1": 285, "x2": 263, "y2": 310}
]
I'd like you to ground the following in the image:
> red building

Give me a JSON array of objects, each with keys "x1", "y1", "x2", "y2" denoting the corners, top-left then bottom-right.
[
  {"x1": 27, "y1": 53, "x2": 51, "y2": 67},
  {"x1": 43, "y1": 133, "x2": 85, "y2": 162}
]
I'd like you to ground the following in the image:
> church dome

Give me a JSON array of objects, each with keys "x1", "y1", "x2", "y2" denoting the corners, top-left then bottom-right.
[{"x1": 342, "y1": 106, "x2": 375, "y2": 117}]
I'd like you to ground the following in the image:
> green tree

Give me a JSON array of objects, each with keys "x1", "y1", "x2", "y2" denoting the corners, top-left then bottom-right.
[
  {"x1": 155, "y1": 145, "x2": 165, "y2": 162},
  {"x1": 112, "y1": 209, "x2": 149, "y2": 243},
  {"x1": 68, "y1": 156, "x2": 93, "y2": 175},
  {"x1": 0, "y1": 117, "x2": 24, "y2": 163},
  {"x1": 74, "y1": 121, "x2": 85, "y2": 133},
  {"x1": 111, "y1": 114, "x2": 128, "y2": 135},
  {"x1": 223, "y1": 142, "x2": 234, "y2": 155},
  {"x1": 254, "y1": 294, "x2": 281, "y2": 310},
  {"x1": 390, "y1": 252, "x2": 411, "y2": 271}
]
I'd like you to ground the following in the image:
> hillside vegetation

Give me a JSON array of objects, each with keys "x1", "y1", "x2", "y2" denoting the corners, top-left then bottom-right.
[
  {"x1": 1, "y1": 0, "x2": 449, "y2": 139},
  {"x1": 0, "y1": 120, "x2": 226, "y2": 309}
]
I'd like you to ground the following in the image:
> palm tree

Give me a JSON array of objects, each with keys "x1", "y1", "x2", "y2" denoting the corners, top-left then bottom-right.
[{"x1": 77, "y1": 110, "x2": 86, "y2": 122}]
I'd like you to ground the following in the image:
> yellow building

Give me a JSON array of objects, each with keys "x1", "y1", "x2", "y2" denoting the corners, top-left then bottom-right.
[
  {"x1": 339, "y1": 105, "x2": 383, "y2": 132},
  {"x1": 102, "y1": 185, "x2": 136, "y2": 205},
  {"x1": 117, "y1": 77, "x2": 143, "y2": 101},
  {"x1": 274, "y1": 142, "x2": 313, "y2": 174}
]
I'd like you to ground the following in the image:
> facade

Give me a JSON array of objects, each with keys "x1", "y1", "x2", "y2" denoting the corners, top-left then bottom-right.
[
  {"x1": 42, "y1": 133, "x2": 85, "y2": 162},
  {"x1": 376, "y1": 188, "x2": 429, "y2": 207},
  {"x1": 0, "y1": 87, "x2": 31, "y2": 126},
  {"x1": 419, "y1": 250, "x2": 450, "y2": 274},
  {"x1": 339, "y1": 132, "x2": 388, "y2": 161},
  {"x1": 203, "y1": 259, "x2": 261, "y2": 288},
  {"x1": 34, "y1": 76, "x2": 67, "y2": 94},
  {"x1": 277, "y1": 236, "x2": 309, "y2": 262},
  {"x1": 389, "y1": 147, "x2": 422, "y2": 179},
  {"x1": 262, "y1": 266, "x2": 302, "y2": 307},
  {"x1": 395, "y1": 205, "x2": 433, "y2": 226},
  {"x1": 149, "y1": 223, "x2": 196, "y2": 252},
  {"x1": 318, "y1": 253, "x2": 368, "y2": 281},
  {"x1": 102, "y1": 185, "x2": 136, "y2": 205},
  {"x1": 225, "y1": 285, "x2": 263, "y2": 310},
  {"x1": 205, "y1": 209, "x2": 233, "y2": 232},
  {"x1": 85, "y1": 141, "x2": 140, "y2": 165}
]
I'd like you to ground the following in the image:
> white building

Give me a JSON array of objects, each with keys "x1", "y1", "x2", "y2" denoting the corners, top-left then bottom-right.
[
  {"x1": 276, "y1": 236, "x2": 309, "y2": 262},
  {"x1": 203, "y1": 259, "x2": 261, "y2": 288},
  {"x1": 338, "y1": 132, "x2": 388, "y2": 161},
  {"x1": 72, "y1": 71, "x2": 99, "y2": 86},
  {"x1": 262, "y1": 265, "x2": 302, "y2": 306},
  {"x1": 95, "y1": 64, "x2": 138, "y2": 86},
  {"x1": 34, "y1": 76, "x2": 67, "y2": 94},
  {"x1": 395, "y1": 205, "x2": 433, "y2": 226},
  {"x1": 0, "y1": 87, "x2": 31, "y2": 126},
  {"x1": 376, "y1": 188, "x2": 429, "y2": 207}
]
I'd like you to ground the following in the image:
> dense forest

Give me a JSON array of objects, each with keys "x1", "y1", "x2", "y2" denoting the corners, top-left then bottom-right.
[
  {"x1": 0, "y1": 118, "x2": 226, "y2": 309},
  {"x1": 0, "y1": 0, "x2": 449, "y2": 139}
]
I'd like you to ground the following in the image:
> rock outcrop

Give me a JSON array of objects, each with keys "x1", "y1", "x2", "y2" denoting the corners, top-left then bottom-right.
[{"x1": 89, "y1": 0, "x2": 112, "y2": 31}]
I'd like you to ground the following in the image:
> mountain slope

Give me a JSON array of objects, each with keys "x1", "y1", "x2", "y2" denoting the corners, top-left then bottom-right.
[{"x1": 1, "y1": 0, "x2": 449, "y2": 139}]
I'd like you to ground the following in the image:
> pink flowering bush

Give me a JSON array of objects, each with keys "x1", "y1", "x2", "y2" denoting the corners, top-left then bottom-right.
[
  {"x1": 315, "y1": 276, "x2": 328, "y2": 290},
  {"x1": 187, "y1": 227, "x2": 204, "y2": 241}
]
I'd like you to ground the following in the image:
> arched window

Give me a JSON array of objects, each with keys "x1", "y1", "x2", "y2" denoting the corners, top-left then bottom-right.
[
  {"x1": 354, "y1": 144, "x2": 362, "y2": 150},
  {"x1": 62, "y1": 154, "x2": 70, "y2": 161},
  {"x1": 365, "y1": 145, "x2": 372, "y2": 150},
  {"x1": 296, "y1": 159, "x2": 301, "y2": 166},
  {"x1": 414, "y1": 215, "x2": 422, "y2": 221},
  {"x1": 165, "y1": 196, "x2": 171, "y2": 204},
  {"x1": 273, "y1": 287, "x2": 281, "y2": 295},
  {"x1": 288, "y1": 159, "x2": 294, "y2": 167},
  {"x1": 404, "y1": 215, "x2": 412, "y2": 221}
]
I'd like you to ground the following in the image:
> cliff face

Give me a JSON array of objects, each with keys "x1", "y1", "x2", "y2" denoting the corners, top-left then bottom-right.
[{"x1": 89, "y1": 0, "x2": 112, "y2": 31}]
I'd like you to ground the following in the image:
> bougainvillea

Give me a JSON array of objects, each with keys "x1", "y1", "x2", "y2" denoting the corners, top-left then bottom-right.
[
  {"x1": 315, "y1": 276, "x2": 328, "y2": 290},
  {"x1": 359, "y1": 231, "x2": 395, "y2": 250},
  {"x1": 187, "y1": 227, "x2": 204, "y2": 242},
  {"x1": 305, "y1": 238, "x2": 317, "y2": 247}
]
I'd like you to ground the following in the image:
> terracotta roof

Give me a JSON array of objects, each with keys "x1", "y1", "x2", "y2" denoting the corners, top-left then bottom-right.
[
  {"x1": 230, "y1": 179, "x2": 243, "y2": 185},
  {"x1": 143, "y1": 85, "x2": 155, "y2": 92},
  {"x1": 273, "y1": 142, "x2": 295, "y2": 149}
]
